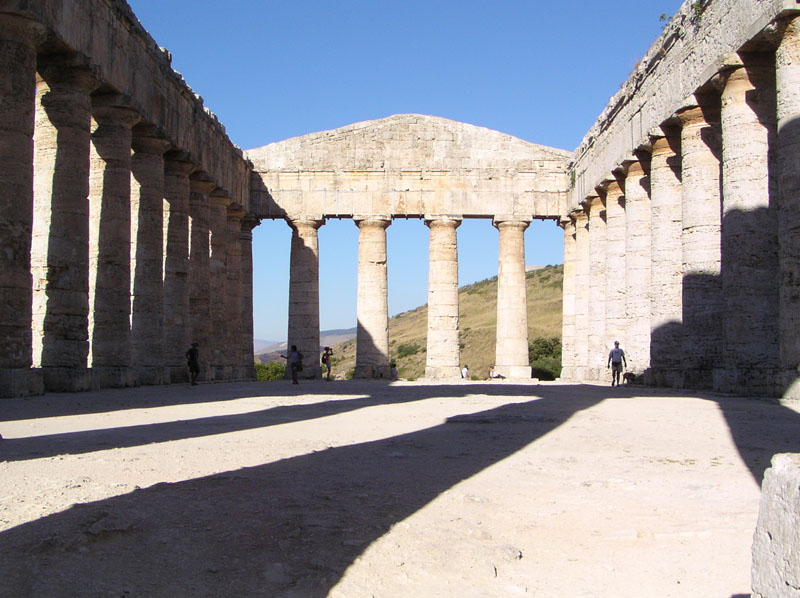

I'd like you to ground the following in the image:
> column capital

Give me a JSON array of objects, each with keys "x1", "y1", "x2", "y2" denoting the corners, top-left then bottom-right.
[
  {"x1": 424, "y1": 215, "x2": 461, "y2": 229},
  {"x1": 227, "y1": 205, "x2": 246, "y2": 220},
  {"x1": 37, "y1": 59, "x2": 100, "y2": 94},
  {"x1": 189, "y1": 173, "x2": 216, "y2": 195},
  {"x1": 287, "y1": 216, "x2": 324, "y2": 231},
  {"x1": 649, "y1": 131, "x2": 680, "y2": 157},
  {"x1": 354, "y1": 216, "x2": 391, "y2": 229},
  {"x1": 132, "y1": 125, "x2": 171, "y2": 155},
  {"x1": 164, "y1": 153, "x2": 196, "y2": 176},
  {"x1": 492, "y1": 217, "x2": 530, "y2": 230},
  {"x1": 209, "y1": 189, "x2": 231, "y2": 207},
  {"x1": 91, "y1": 94, "x2": 141, "y2": 128},
  {"x1": 0, "y1": 13, "x2": 45, "y2": 47}
]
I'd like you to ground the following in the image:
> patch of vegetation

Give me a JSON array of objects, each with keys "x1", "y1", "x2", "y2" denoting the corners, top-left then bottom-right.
[
  {"x1": 396, "y1": 342, "x2": 421, "y2": 359},
  {"x1": 529, "y1": 336, "x2": 562, "y2": 381},
  {"x1": 254, "y1": 361, "x2": 285, "y2": 381}
]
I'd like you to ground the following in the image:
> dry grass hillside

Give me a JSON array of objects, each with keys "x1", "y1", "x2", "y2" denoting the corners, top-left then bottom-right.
[{"x1": 328, "y1": 264, "x2": 563, "y2": 380}]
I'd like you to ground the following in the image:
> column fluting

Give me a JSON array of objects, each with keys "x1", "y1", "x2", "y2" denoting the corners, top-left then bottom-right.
[
  {"x1": 208, "y1": 192, "x2": 229, "y2": 379},
  {"x1": 573, "y1": 211, "x2": 590, "y2": 381},
  {"x1": 587, "y1": 195, "x2": 607, "y2": 381},
  {"x1": 188, "y1": 175, "x2": 214, "y2": 380},
  {"x1": 603, "y1": 179, "x2": 627, "y2": 359},
  {"x1": 287, "y1": 217, "x2": 323, "y2": 379},
  {"x1": 559, "y1": 217, "x2": 577, "y2": 380}
]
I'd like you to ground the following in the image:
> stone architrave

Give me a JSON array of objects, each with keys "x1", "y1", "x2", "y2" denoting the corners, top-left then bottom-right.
[
  {"x1": 130, "y1": 126, "x2": 171, "y2": 385},
  {"x1": 163, "y1": 154, "x2": 195, "y2": 383},
  {"x1": 424, "y1": 216, "x2": 461, "y2": 379},
  {"x1": 719, "y1": 56, "x2": 779, "y2": 394},
  {"x1": 225, "y1": 205, "x2": 245, "y2": 378},
  {"x1": 648, "y1": 130, "x2": 683, "y2": 387},
  {"x1": 587, "y1": 195, "x2": 606, "y2": 381},
  {"x1": 775, "y1": 16, "x2": 800, "y2": 397},
  {"x1": 239, "y1": 217, "x2": 259, "y2": 379},
  {"x1": 32, "y1": 62, "x2": 98, "y2": 392},
  {"x1": 623, "y1": 159, "x2": 652, "y2": 379},
  {"x1": 188, "y1": 174, "x2": 214, "y2": 380},
  {"x1": 603, "y1": 179, "x2": 626, "y2": 359},
  {"x1": 88, "y1": 98, "x2": 140, "y2": 388},
  {"x1": 287, "y1": 216, "x2": 323, "y2": 379},
  {"x1": 209, "y1": 190, "x2": 230, "y2": 379},
  {"x1": 573, "y1": 211, "x2": 590, "y2": 381},
  {"x1": 354, "y1": 217, "x2": 391, "y2": 379},
  {"x1": 676, "y1": 101, "x2": 722, "y2": 389},
  {"x1": 0, "y1": 15, "x2": 44, "y2": 397},
  {"x1": 559, "y1": 217, "x2": 577, "y2": 380},
  {"x1": 493, "y1": 218, "x2": 531, "y2": 380}
]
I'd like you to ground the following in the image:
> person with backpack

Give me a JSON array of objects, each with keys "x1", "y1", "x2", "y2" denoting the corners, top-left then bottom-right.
[
  {"x1": 321, "y1": 346, "x2": 333, "y2": 381},
  {"x1": 281, "y1": 345, "x2": 303, "y2": 384}
]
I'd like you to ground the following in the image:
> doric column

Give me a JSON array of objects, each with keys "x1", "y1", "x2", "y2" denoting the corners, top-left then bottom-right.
[
  {"x1": 88, "y1": 97, "x2": 140, "y2": 388},
  {"x1": 239, "y1": 217, "x2": 258, "y2": 379},
  {"x1": 623, "y1": 158, "x2": 652, "y2": 379},
  {"x1": 676, "y1": 99, "x2": 722, "y2": 389},
  {"x1": 586, "y1": 195, "x2": 606, "y2": 381},
  {"x1": 424, "y1": 216, "x2": 461, "y2": 379},
  {"x1": 208, "y1": 190, "x2": 229, "y2": 379},
  {"x1": 225, "y1": 205, "x2": 245, "y2": 378},
  {"x1": 163, "y1": 154, "x2": 194, "y2": 382},
  {"x1": 188, "y1": 174, "x2": 214, "y2": 381},
  {"x1": 603, "y1": 178, "x2": 627, "y2": 358},
  {"x1": 559, "y1": 216, "x2": 576, "y2": 380},
  {"x1": 32, "y1": 62, "x2": 98, "y2": 392},
  {"x1": 719, "y1": 56, "x2": 779, "y2": 394},
  {"x1": 130, "y1": 126, "x2": 171, "y2": 385},
  {"x1": 493, "y1": 218, "x2": 531, "y2": 379},
  {"x1": 573, "y1": 210, "x2": 590, "y2": 381},
  {"x1": 648, "y1": 129, "x2": 683, "y2": 387},
  {"x1": 775, "y1": 16, "x2": 800, "y2": 396},
  {"x1": 354, "y1": 217, "x2": 391, "y2": 379},
  {"x1": 0, "y1": 15, "x2": 44, "y2": 396},
  {"x1": 288, "y1": 216, "x2": 324, "y2": 379}
]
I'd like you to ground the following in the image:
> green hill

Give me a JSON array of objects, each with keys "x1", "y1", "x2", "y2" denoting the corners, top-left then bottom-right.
[{"x1": 329, "y1": 264, "x2": 563, "y2": 380}]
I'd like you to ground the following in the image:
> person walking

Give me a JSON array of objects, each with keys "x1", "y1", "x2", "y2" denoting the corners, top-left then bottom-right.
[
  {"x1": 321, "y1": 346, "x2": 333, "y2": 381},
  {"x1": 607, "y1": 341, "x2": 627, "y2": 387},
  {"x1": 281, "y1": 345, "x2": 303, "y2": 384},
  {"x1": 186, "y1": 342, "x2": 200, "y2": 385}
]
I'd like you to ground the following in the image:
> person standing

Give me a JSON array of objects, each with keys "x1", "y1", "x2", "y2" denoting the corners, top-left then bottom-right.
[
  {"x1": 321, "y1": 346, "x2": 333, "y2": 381},
  {"x1": 281, "y1": 345, "x2": 303, "y2": 384},
  {"x1": 607, "y1": 341, "x2": 627, "y2": 387},
  {"x1": 186, "y1": 342, "x2": 200, "y2": 385}
]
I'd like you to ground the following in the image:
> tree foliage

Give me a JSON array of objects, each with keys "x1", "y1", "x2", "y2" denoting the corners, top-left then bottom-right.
[{"x1": 529, "y1": 336, "x2": 562, "y2": 381}]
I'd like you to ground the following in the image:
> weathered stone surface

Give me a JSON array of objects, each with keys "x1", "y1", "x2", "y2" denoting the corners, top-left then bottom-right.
[
  {"x1": 752, "y1": 453, "x2": 800, "y2": 597},
  {"x1": 287, "y1": 217, "x2": 323, "y2": 380},
  {"x1": 587, "y1": 196, "x2": 606, "y2": 381},
  {"x1": 425, "y1": 217, "x2": 461, "y2": 379}
]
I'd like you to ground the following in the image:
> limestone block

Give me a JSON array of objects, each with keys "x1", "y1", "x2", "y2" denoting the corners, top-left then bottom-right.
[{"x1": 752, "y1": 453, "x2": 800, "y2": 597}]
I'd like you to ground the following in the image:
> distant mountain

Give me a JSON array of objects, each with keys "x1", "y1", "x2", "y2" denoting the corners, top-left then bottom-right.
[
  {"x1": 254, "y1": 327, "x2": 358, "y2": 364},
  {"x1": 253, "y1": 338, "x2": 278, "y2": 353}
]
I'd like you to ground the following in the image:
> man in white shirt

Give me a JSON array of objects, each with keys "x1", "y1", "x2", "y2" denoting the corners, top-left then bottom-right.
[{"x1": 607, "y1": 341, "x2": 627, "y2": 387}]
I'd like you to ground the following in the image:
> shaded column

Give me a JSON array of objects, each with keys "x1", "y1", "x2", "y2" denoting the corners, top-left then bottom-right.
[
  {"x1": 288, "y1": 217, "x2": 324, "y2": 379},
  {"x1": 208, "y1": 190, "x2": 229, "y2": 380},
  {"x1": 225, "y1": 205, "x2": 245, "y2": 378},
  {"x1": 493, "y1": 218, "x2": 531, "y2": 379},
  {"x1": 648, "y1": 128, "x2": 683, "y2": 387},
  {"x1": 719, "y1": 55, "x2": 779, "y2": 394},
  {"x1": 775, "y1": 16, "x2": 800, "y2": 397},
  {"x1": 559, "y1": 216, "x2": 576, "y2": 380},
  {"x1": 88, "y1": 97, "x2": 140, "y2": 388},
  {"x1": 188, "y1": 174, "x2": 214, "y2": 381},
  {"x1": 130, "y1": 126, "x2": 171, "y2": 385},
  {"x1": 676, "y1": 99, "x2": 722, "y2": 389},
  {"x1": 32, "y1": 61, "x2": 98, "y2": 392},
  {"x1": 623, "y1": 158, "x2": 652, "y2": 379},
  {"x1": 573, "y1": 211, "x2": 590, "y2": 381},
  {"x1": 239, "y1": 217, "x2": 259, "y2": 379},
  {"x1": 0, "y1": 15, "x2": 44, "y2": 396},
  {"x1": 354, "y1": 217, "x2": 391, "y2": 379},
  {"x1": 603, "y1": 178, "x2": 627, "y2": 358},
  {"x1": 586, "y1": 195, "x2": 606, "y2": 381},
  {"x1": 424, "y1": 216, "x2": 461, "y2": 379},
  {"x1": 163, "y1": 154, "x2": 194, "y2": 382}
]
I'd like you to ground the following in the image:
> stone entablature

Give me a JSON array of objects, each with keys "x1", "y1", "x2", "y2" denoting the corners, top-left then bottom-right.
[
  {"x1": 569, "y1": 0, "x2": 799, "y2": 212},
  {"x1": 247, "y1": 114, "x2": 570, "y2": 219}
]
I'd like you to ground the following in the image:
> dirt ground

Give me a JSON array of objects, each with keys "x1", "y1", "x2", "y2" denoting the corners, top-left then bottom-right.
[{"x1": 1, "y1": 379, "x2": 799, "y2": 597}]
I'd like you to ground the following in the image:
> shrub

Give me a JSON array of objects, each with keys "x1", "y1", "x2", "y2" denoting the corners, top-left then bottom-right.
[
  {"x1": 255, "y1": 361, "x2": 285, "y2": 381},
  {"x1": 396, "y1": 343, "x2": 421, "y2": 359},
  {"x1": 529, "y1": 337, "x2": 562, "y2": 381}
]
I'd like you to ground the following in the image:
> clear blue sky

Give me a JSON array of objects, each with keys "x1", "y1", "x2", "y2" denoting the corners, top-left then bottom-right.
[{"x1": 128, "y1": 0, "x2": 684, "y2": 342}]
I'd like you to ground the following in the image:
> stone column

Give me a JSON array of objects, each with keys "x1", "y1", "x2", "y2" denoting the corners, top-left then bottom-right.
[
  {"x1": 493, "y1": 218, "x2": 531, "y2": 379},
  {"x1": 676, "y1": 100, "x2": 722, "y2": 389},
  {"x1": 240, "y1": 217, "x2": 258, "y2": 379},
  {"x1": 623, "y1": 158, "x2": 652, "y2": 379},
  {"x1": 188, "y1": 174, "x2": 214, "y2": 381},
  {"x1": 32, "y1": 62, "x2": 98, "y2": 392},
  {"x1": 0, "y1": 15, "x2": 44, "y2": 397},
  {"x1": 718, "y1": 56, "x2": 779, "y2": 394},
  {"x1": 603, "y1": 178, "x2": 627, "y2": 360},
  {"x1": 226, "y1": 205, "x2": 245, "y2": 378},
  {"x1": 424, "y1": 216, "x2": 461, "y2": 379},
  {"x1": 208, "y1": 190, "x2": 229, "y2": 380},
  {"x1": 88, "y1": 97, "x2": 140, "y2": 388},
  {"x1": 354, "y1": 217, "x2": 391, "y2": 379},
  {"x1": 648, "y1": 129, "x2": 683, "y2": 387},
  {"x1": 573, "y1": 211, "x2": 590, "y2": 381},
  {"x1": 163, "y1": 154, "x2": 194, "y2": 382},
  {"x1": 288, "y1": 217, "x2": 324, "y2": 379},
  {"x1": 775, "y1": 16, "x2": 800, "y2": 397},
  {"x1": 130, "y1": 126, "x2": 171, "y2": 385},
  {"x1": 559, "y1": 217, "x2": 576, "y2": 380},
  {"x1": 587, "y1": 195, "x2": 606, "y2": 381}
]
